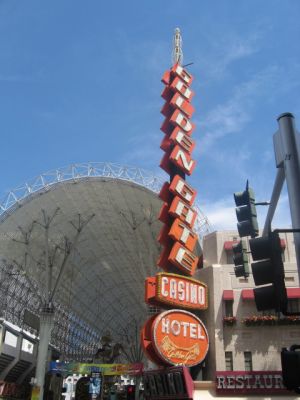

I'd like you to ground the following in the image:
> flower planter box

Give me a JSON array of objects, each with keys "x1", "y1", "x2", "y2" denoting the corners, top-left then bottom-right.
[
  {"x1": 242, "y1": 315, "x2": 300, "y2": 326},
  {"x1": 223, "y1": 317, "x2": 237, "y2": 326}
]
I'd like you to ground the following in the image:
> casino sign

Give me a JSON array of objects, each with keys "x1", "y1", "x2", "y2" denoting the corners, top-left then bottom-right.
[{"x1": 145, "y1": 273, "x2": 208, "y2": 310}]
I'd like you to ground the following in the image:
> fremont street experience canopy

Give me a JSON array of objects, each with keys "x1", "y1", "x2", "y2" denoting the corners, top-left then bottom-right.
[{"x1": 0, "y1": 162, "x2": 211, "y2": 361}]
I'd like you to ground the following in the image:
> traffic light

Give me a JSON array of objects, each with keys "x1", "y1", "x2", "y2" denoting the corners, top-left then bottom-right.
[
  {"x1": 281, "y1": 345, "x2": 300, "y2": 393},
  {"x1": 234, "y1": 183, "x2": 259, "y2": 238},
  {"x1": 249, "y1": 231, "x2": 287, "y2": 312},
  {"x1": 232, "y1": 240, "x2": 249, "y2": 278},
  {"x1": 126, "y1": 385, "x2": 135, "y2": 400}
]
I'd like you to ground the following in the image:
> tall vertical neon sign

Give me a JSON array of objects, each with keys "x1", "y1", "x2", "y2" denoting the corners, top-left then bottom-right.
[{"x1": 141, "y1": 29, "x2": 209, "y2": 369}]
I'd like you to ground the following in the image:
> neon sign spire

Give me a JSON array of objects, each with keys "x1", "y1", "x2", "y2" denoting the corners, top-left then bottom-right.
[
  {"x1": 141, "y1": 29, "x2": 209, "y2": 369},
  {"x1": 172, "y1": 27, "x2": 183, "y2": 66}
]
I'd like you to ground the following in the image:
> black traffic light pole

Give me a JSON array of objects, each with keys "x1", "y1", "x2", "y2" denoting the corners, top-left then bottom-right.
[
  {"x1": 262, "y1": 168, "x2": 285, "y2": 238},
  {"x1": 233, "y1": 114, "x2": 300, "y2": 393},
  {"x1": 263, "y1": 113, "x2": 300, "y2": 280},
  {"x1": 281, "y1": 345, "x2": 300, "y2": 393},
  {"x1": 274, "y1": 228, "x2": 300, "y2": 316},
  {"x1": 274, "y1": 229, "x2": 300, "y2": 234}
]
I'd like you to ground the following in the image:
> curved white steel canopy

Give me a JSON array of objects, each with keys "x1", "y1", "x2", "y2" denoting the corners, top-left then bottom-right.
[{"x1": 0, "y1": 162, "x2": 211, "y2": 360}]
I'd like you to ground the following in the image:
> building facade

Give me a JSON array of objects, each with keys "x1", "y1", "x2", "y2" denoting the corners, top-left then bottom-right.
[{"x1": 195, "y1": 230, "x2": 300, "y2": 397}]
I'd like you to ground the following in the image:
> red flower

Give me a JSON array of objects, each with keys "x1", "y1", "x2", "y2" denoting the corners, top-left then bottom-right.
[{"x1": 223, "y1": 316, "x2": 237, "y2": 325}]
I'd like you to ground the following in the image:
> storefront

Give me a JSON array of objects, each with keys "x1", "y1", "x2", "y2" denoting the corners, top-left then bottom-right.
[{"x1": 193, "y1": 372, "x2": 300, "y2": 400}]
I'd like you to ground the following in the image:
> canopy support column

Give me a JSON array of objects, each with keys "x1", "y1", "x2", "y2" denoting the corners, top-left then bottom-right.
[{"x1": 35, "y1": 307, "x2": 54, "y2": 400}]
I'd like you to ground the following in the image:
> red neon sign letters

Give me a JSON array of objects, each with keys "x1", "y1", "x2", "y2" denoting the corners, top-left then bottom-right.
[{"x1": 142, "y1": 61, "x2": 208, "y2": 368}]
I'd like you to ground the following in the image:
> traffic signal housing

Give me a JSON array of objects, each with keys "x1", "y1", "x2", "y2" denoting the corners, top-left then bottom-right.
[
  {"x1": 234, "y1": 186, "x2": 259, "y2": 238},
  {"x1": 232, "y1": 240, "x2": 249, "y2": 278},
  {"x1": 126, "y1": 385, "x2": 135, "y2": 400},
  {"x1": 249, "y1": 231, "x2": 287, "y2": 313},
  {"x1": 281, "y1": 345, "x2": 300, "y2": 393}
]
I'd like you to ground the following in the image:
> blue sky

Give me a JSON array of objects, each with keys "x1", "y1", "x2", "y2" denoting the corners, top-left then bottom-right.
[{"x1": 0, "y1": 0, "x2": 299, "y2": 231}]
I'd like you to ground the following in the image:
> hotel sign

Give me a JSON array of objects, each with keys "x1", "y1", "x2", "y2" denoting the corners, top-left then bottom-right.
[
  {"x1": 142, "y1": 310, "x2": 208, "y2": 368},
  {"x1": 216, "y1": 371, "x2": 290, "y2": 395},
  {"x1": 152, "y1": 310, "x2": 209, "y2": 367}
]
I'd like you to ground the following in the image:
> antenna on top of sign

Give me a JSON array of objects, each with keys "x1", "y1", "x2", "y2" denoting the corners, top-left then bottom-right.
[{"x1": 172, "y1": 27, "x2": 183, "y2": 66}]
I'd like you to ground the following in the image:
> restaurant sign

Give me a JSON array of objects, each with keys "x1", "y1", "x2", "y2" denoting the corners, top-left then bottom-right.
[
  {"x1": 145, "y1": 272, "x2": 208, "y2": 310},
  {"x1": 216, "y1": 371, "x2": 290, "y2": 395}
]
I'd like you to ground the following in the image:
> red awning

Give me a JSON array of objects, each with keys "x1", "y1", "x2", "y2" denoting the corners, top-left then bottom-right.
[
  {"x1": 287, "y1": 288, "x2": 300, "y2": 298},
  {"x1": 224, "y1": 240, "x2": 285, "y2": 251},
  {"x1": 223, "y1": 290, "x2": 234, "y2": 301},
  {"x1": 224, "y1": 241, "x2": 239, "y2": 251},
  {"x1": 280, "y1": 239, "x2": 286, "y2": 249},
  {"x1": 241, "y1": 289, "x2": 255, "y2": 300},
  {"x1": 241, "y1": 288, "x2": 300, "y2": 300}
]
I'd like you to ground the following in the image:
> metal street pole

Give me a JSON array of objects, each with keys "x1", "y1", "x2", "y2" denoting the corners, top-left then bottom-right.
[
  {"x1": 262, "y1": 168, "x2": 285, "y2": 237},
  {"x1": 35, "y1": 308, "x2": 54, "y2": 400},
  {"x1": 276, "y1": 113, "x2": 300, "y2": 277}
]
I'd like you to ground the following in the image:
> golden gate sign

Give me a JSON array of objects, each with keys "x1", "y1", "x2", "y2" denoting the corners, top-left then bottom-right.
[{"x1": 141, "y1": 61, "x2": 209, "y2": 368}]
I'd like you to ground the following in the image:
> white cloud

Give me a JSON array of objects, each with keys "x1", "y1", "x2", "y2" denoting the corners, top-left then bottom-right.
[
  {"x1": 262, "y1": 193, "x2": 292, "y2": 229},
  {"x1": 205, "y1": 40, "x2": 258, "y2": 81},
  {"x1": 197, "y1": 102, "x2": 250, "y2": 153},
  {"x1": 202, "y1": 191, "x2": 292, "y2": 234},
  {"x1": 198, "y1": 32, "x2": 260, "y2": 83},
  {"x1": 121, "y1": 131, "x2": 161, "y2": 166},
  {"x1": 196, "y1": 65, "x2": 279, "y2": 156},
  {"x1": 202, "y1": 197, "x2": 236, "y2": 231}
]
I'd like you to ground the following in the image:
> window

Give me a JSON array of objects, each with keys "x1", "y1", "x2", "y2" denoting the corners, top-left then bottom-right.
[
  {"x1": 21, "y1": 338, "x2": 34, "y2": 354},
  {"x1": 224, "y1": 301, "x2": 233, "y2": 317},
  {"x1": 225, "y1": 352, "x2": 233, "y2": 371},
  {"x1": 226, "y1": 250, "x2": 233, "y2": 265},
  {"x1": 4, "y1": 330, "x2": 18, "y2": 347},
  {"x1": 287, "y1": 299, "x2": 300, "y2": 314},
  {"x1": 285, "y1": 277, "x2": 295, "y2": 283},
  {"x1": 244, "y1": 352, "x2": 253, "y2": 371},
  {"x1": 147, "y1": 306, "x2": 161, "y2": 316}
]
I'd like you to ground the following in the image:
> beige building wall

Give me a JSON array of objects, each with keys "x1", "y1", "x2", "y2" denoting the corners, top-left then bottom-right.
[{"x1": 195, "y1": 230, "x2": 300, "y2": 381}]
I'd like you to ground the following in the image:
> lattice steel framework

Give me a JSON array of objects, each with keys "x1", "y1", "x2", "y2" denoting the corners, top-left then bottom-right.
[
  {"x1": 0, "y1": 262, "x2": 100, "y2": 361},
  {"x1": 0, "y1": 163, "x2": 211, "y2": 237},
  {"x1": 0, "y1": 162, "x2": 211, "y2": 361}
]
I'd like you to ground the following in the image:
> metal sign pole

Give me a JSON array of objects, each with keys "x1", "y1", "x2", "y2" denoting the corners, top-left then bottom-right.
[
  {"x1": 262, "y1": 168, "x2": 285, "y2": 237},
  {"x1": 276, "y1": 113, "x2": 300, "y2": 278}
]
